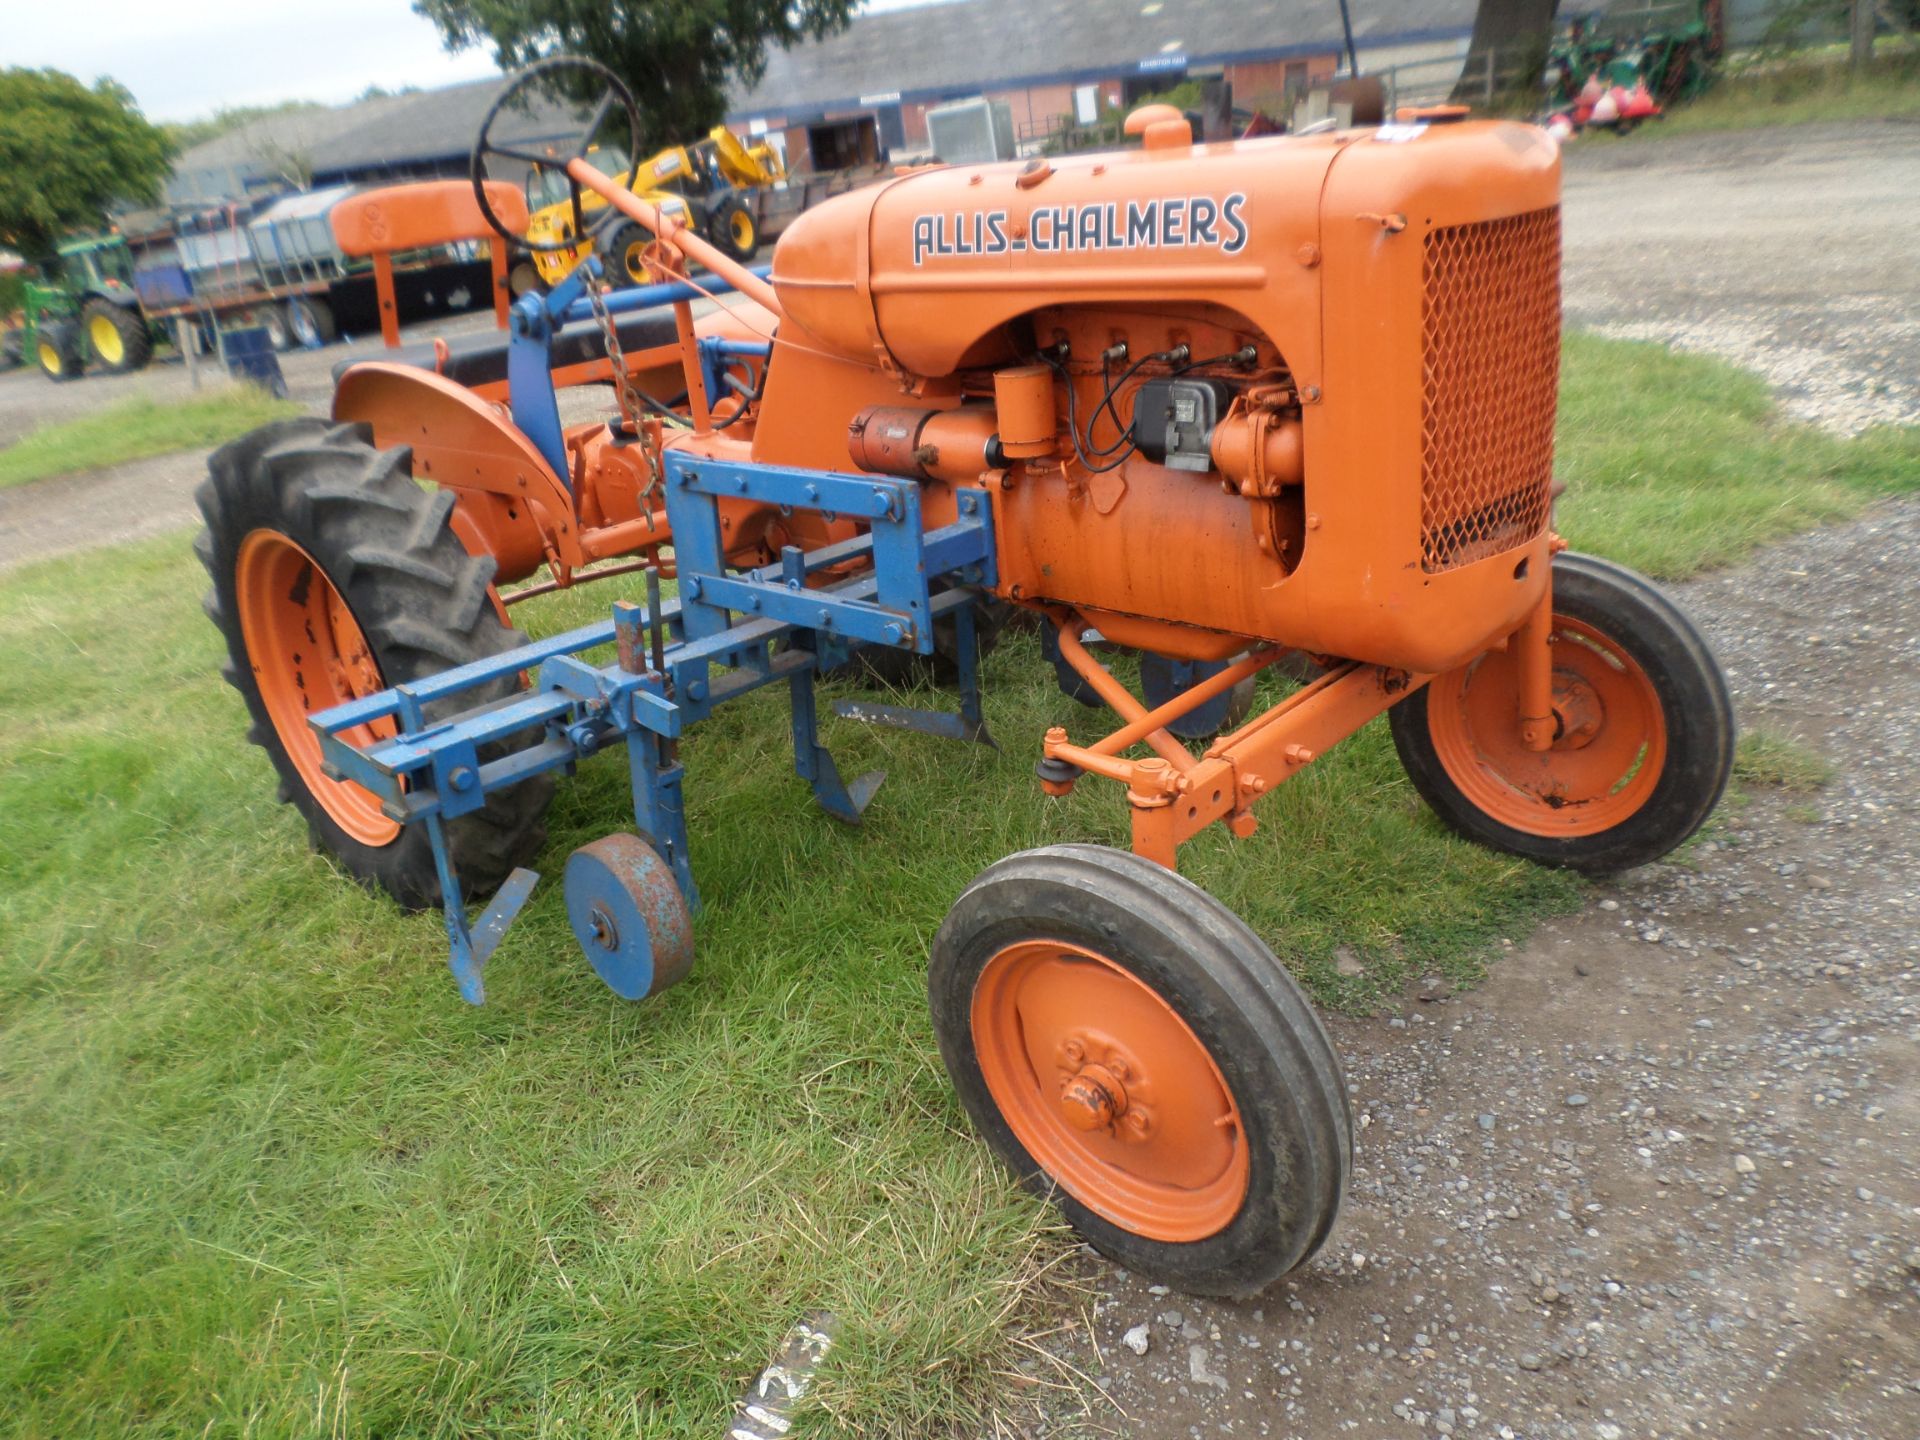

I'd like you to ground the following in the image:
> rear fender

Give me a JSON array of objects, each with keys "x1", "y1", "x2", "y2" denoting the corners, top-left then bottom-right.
[{"x1": 333, "y1": 362, "x2": 581, "y2": 582}]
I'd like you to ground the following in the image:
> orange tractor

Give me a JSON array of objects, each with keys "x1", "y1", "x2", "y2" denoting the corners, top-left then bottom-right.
[{"x1": 197, "y1": 59, "x2": 1732, "y2": 1296}]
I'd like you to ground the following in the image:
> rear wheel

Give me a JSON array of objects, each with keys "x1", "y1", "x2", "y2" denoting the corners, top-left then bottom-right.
[
  {"x1": 38, "y1": 321, "x2": 85, "y2": 382},
  {"x1": 930, "y1": 845, "x2": 1350, "y2": 1296},
  {"x1": 196, "y1": 418, "x2": 552, "y2": 909},
  {"x1": 707, "y1": 194, "x2": 758, "y2": 262},
  {"x1": 1390, "y1": 551, "x2": 1733, "y2": 873},
  {"x1": 286, "y1": 296, "x2": 336, "y2": 347},
  {"x1": 82, "y1": 299, "x2": 152, "y2": 373}
]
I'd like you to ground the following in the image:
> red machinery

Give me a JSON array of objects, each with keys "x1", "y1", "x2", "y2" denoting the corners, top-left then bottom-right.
[{"x1": 197, "y1": 61, "x2": 1732, "y2": 1296}]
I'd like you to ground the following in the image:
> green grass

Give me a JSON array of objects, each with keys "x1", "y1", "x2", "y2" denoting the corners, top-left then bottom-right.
[
  {"x1": 0, "y1": 334, "x2": 1914, "y2": 1436},
  {"x1": 1734, "y1": 729, "x2": 1837, "y2": 792},
  {"x1": 1554, "y1": 332, "x2": 1920, "y2": 576},
  {"x1": 1647, "y1": 48, "x2": 1920, "y2": 136},
  {"x1": 0, "y1": 387, "x2": 300, "y2": 490}
]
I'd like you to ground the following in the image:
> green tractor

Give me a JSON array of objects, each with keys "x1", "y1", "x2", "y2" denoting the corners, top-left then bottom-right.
[{"x1": 7, "y1": 234, "x2": 159, "y2": 382}]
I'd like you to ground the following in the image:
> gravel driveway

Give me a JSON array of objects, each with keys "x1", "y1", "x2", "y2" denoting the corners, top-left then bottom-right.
[
  {"x1": 1055, "y1": 498, "x2": 1919, "y2": 1439},
  {"x1": 1562, "y1": 120, "x2": 1920, "y2": 435}
]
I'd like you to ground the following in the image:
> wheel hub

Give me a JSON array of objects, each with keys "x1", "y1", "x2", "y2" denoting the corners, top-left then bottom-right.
[
  {"x1": 1059, "y1": 1063, "x2": 1125, "y2": 1130},
  {"x1": 1551, "y1": 672, "x2": 1604, "y2": 749}
]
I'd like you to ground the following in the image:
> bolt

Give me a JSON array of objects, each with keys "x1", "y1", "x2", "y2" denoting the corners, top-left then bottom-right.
[
  {"x1": 685, "y1": 577, "x2": 702, "y2": 598},
  {"x1": 1126, "y1": 1107, "x2": 1152, "y2": 1138},
  {"x1": 883, "y1": 621, "x2": 907, "y2": 645},
  {"x1": 1062, "y1": 1038, "x2": 1085, "y2": 1065},
  {"x1": 1107, "y1": 1054, "x2": 1130, "y2": 1081},
  {"x1": 448, "y1": 765, "x2": 476, "y2": 791},
  {"x1": 1284, "y1": 743, "x2": 1316, "y2": 765}
]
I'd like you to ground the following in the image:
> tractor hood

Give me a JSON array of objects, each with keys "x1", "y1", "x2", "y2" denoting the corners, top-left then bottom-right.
[
  {"x1": 770, "y1": 121, "x2": 1558, "y2": 382},
  {"x1": 772, "y1": 135, "x2": 1342, "y2": 378}
]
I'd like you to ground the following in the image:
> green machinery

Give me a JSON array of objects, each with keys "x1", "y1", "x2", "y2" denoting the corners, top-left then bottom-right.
[{"x1": 2, "y1": 234, "x2": 159, "y2": 383}]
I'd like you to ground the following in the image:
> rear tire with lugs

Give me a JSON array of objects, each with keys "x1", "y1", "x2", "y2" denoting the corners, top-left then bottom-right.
[
  {"x1": 195, "y1": 418, "x2": 551, "y2": 909},
  {"x1": 82, "y1": 298, "x2": 152, "y2": 373}
]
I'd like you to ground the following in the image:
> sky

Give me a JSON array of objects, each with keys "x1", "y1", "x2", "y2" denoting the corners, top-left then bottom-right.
[{"x1": 9, "y1": 0, "x2": 952, "y2": 124}]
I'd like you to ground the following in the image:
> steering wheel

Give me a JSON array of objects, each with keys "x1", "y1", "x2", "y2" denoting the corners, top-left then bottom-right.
[{"x1": 471, "y1": 55, "x2": 645, "y2": 253}]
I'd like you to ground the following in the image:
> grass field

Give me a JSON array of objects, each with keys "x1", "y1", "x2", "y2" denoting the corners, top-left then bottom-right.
[
  {"x1": 0, "y1": 386, "x2": 300, "y2": 490},
  {"x1": 1, "y1": 336, "x2": 1913, "y2": 1437},
  {"x1": 1649, "y1": 48, "x2": 1920, "y2": 135}
]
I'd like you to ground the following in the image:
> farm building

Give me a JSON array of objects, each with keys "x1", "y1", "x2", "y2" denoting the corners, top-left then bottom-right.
[{"x1": 725, "y1": 0, "x2": 1482, "y2": 170}]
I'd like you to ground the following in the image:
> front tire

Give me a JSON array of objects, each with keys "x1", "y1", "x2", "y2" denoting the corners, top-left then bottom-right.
[
  {"x1": 930, "y1": 845, "x2": 1351, "y2": 1296},
  {"x1": 38, "y1": 321, "x2": 85, "y2": 382},
  {"x1": 195, "y1": 418, "x2": 551, "y2": 909},
  {"x1": 707, "y1": 194, "x2": 758, "y2": 262},
  {"x1": 599, "y1": 221, "x2": 651, "y2": 287},
  {"x1": 1390, "y1": 551, "x2": 1734, "y2": 873}
]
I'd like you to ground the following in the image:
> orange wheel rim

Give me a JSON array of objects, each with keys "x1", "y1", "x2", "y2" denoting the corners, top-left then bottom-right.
[
  {"x1": 1426, "y1": 616, "x2": 1667, "y2": 837},
  {"x1": 234, "y1": 530, "x2": 401, "y2": 846},
  {"x1": 972, "y1": 940, "x2": 1249, "y2": 1242}
]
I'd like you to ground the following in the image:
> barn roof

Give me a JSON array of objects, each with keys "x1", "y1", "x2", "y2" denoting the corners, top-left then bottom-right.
[{"x1": 728, "y1": 0, "x2": 1479, "y2": 118}]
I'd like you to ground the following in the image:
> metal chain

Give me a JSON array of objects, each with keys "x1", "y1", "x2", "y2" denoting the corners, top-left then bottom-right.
[{"x1": 586, "y1": 272, "x2": 663, "y2": 527}]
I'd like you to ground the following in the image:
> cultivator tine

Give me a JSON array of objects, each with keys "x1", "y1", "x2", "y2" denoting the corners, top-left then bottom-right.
[
  {"x1": 832, "y1": 699, "x2": 995, "y2": 748},
  {"x1": 472, "y1": 866, "x2": 539, "y2": 964},
  {"x1": 829, "y1": 596, "x2": 997, "y2": 748},
  {"x1": 789, "y1": 667, "x2": 884, "y2": 823},
  {"x1": 424, "y1": 813, "x2": 538, "y2": 1005}
]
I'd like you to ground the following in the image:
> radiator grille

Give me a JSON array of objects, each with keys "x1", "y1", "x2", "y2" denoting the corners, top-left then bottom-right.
[{"x1": 1418, "y1": 207, "x2": 1561, "y2": 573}]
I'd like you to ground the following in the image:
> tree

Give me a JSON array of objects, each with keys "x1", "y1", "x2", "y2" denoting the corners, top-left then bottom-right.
[
  {"x1": 413, "y1": 0, "x2": 859, "y2": 143},
  {"x1": 165, "y1": 100, "x2": 325, "y2": 155},
  {"x1": 0, "y1": 68, "x2": 172, "y2": 260},
  {"x1": 1449, "y1": 0, "x2": 1560, "y2": 103}
]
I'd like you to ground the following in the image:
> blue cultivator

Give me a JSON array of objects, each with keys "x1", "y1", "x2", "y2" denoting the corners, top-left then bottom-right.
[{"x1": 312, "y1": 452, "x2": 996, "y2": 1004}]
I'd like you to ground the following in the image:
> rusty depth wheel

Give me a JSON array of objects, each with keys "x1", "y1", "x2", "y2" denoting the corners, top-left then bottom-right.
[
  {"x1": 930, "y1": 845, "x2": 1350, "y2": 1296},
  {"x1": 1391, "y1": 551, "x2": 1734, "y2": 873},
  {"x1": 197, "y1": 418, "x2": 551, "y2": 910}
]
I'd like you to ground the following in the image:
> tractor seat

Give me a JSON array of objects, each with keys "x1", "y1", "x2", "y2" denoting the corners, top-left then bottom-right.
[{"x1": 332, "y1": 303, "x2": 682, "y2": 391}]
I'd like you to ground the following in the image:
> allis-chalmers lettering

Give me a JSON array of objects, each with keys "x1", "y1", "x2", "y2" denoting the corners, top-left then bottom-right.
[{"x1": 912, "y1": 194, "x2": 1249, "y2": 265}]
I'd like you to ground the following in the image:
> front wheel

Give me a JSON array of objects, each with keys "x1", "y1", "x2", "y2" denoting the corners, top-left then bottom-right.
[
  {"x1": 599, "y1": 221, "x2": 652, "y2": 288},
  {"x1": 38, "y1": 321, "x2": 85, "y2": 382},
  {"x1": 1390, "y1": 551, "x2": 1734, "y2": 874},
  {"x1": 707, "y1": 194, "x2": 758, "y2": 262},
  {"x1": 930, "y1": 845, "x2": 1351, "y2": 1296}
]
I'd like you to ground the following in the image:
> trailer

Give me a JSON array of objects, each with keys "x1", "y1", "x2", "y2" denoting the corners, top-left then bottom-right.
[{"x1": 139, "y1": 191, "x2": 499, "y2": 355}]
